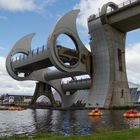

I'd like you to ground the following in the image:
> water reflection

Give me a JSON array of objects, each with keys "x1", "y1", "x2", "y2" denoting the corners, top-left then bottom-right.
[
  {"x1": 124, "y1": 118, "x2": 140, "y2": 129},
  {"x1": 88, "y1": 110, "x2": 129, "y2": 131},
  {"x1": 0, "y1": 109, "x2": 140, "y2": 136},
  {"x1": 32, "y1": 110, "x2": 92, "y2": 135},
  {"x1": 0, "y1": 110, "x2": 35, "y2": 136}
]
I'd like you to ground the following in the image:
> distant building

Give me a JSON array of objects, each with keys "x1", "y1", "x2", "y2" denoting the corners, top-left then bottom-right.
[
  {"x1": 1, "y1": 94, "x2": 32, "y2": 105},
  {"x1": 129, "y1": 82, "x2": 140, "y2": 102}
]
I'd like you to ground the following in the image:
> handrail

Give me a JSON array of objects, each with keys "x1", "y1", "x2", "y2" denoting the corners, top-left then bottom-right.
[{"x1": 12, "y1": 45, "x2": 47, "y2": 62}]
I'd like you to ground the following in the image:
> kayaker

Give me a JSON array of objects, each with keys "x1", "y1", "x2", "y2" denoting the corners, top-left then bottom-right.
[{"x1": 95, "y1": 103, "x2": 99, "y2": 112}]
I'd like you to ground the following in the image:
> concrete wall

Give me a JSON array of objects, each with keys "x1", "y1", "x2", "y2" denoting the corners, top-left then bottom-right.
[{"x1": 87, "y1": 18, "x2": 131, "y2": 108}]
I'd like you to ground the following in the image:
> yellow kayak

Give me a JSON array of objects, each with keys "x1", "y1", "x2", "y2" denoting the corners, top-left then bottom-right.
[
  {"x1": 8, "y1": 106, "x2": 23, "y2": 111},
  {"x1": 88, "y1": 108, "x2": 103, "y2": 116}
]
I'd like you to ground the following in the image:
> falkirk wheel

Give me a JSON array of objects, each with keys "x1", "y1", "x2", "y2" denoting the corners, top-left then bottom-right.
[{"x1": 6, "y1": 0, "x2": 140, "y2": 108}]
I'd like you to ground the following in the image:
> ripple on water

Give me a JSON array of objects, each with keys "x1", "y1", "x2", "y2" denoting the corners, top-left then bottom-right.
[{"x1": 0, "y1": 109, "x2": 139, "y2": 136}]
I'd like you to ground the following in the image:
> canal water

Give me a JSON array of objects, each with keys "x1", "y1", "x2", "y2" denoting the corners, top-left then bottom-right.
[{"x1": 0, "y1": 109, "x2": 140, "y2": 136}]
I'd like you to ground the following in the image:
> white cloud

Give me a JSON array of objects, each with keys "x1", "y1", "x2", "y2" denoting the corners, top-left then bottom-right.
[
  {"x1": 0, "y1": 15, "x2": 7, "y2": 21},
  {"x1": 126, "y1": 43, "x2": 140, "y2": 84},
  {"x1": 0, "y1": 0, "x2": 55, "y2": 12},
  {"x1": 0, "y1": 57, "x2": 35, "y2": 95},
  {"x1": 75, "y1": 0, "x2": 125, "y2": 29},
  {"x1": 85, "y1": 43, "x2": 91, "y2": 51}
]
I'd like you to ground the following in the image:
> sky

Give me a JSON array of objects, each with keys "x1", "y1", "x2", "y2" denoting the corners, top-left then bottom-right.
[{"x1": 0, "y1": 0, "x2": 140, "y2": 95}]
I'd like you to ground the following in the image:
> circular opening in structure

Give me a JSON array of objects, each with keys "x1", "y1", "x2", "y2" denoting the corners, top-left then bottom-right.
[
  {"x1": 56, "y1": 34, "x2": 79, "y2": 67},
  {"x1": 11, "y1": 53, "x2": 30, "y2": 78},
  {"x1": 36, "y1": 95, "x2": 52, "y2": 107},
  {"x1": 11, "y1": 53, "x2": 28, "y2": 62}
]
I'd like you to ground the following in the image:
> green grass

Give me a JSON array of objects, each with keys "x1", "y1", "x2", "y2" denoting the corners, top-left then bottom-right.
[{"x1": 1, "y1": 129, "x2": 140, "y2": 140}]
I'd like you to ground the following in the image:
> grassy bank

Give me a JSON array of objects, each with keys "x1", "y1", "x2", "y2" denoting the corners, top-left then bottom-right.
[{"x1": 1, "y1": 129, "x2": 140, "y2": 140}]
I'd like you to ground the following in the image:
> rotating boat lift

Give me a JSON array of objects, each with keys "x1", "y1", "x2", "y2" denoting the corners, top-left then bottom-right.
[{"x1": 6, "y1": 0, "x2": 140, "y2": 108}]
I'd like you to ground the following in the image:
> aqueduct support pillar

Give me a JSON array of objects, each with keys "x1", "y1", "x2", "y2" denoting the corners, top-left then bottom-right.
[
  {"x1": 30, "y1": 82, "x2": 57, "y2": 107},
  {"x1": 87, "y1": 18, "x2": 131, "y2": 108}
]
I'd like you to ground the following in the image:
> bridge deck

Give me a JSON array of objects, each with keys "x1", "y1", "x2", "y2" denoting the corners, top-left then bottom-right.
[
  {"x1": 12, "y1": 46, "x2": 79, "y2": 73},
  {"x1": 108, "y1": 0, "x2": 140, "y2": 32},
  {"x1": 88, "y1": 0, "x2": 140, "y2": 32}
]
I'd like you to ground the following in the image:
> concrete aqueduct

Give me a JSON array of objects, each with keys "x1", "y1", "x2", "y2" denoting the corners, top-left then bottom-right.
[{"x1": 6, "y1": 0, "x2": 140, "y2": 108}]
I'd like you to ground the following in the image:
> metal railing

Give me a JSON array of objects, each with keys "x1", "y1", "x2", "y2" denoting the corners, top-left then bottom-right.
[
  {"x1": 12, "y1": 45, "x2": 47, "y2": 62},
  {"x1": 90, "y1": 0, "x2": 138, "y2": 20}
]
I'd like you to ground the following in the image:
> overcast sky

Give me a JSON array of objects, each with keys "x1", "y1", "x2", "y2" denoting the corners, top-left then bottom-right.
[{"x1": 0, "y1": 0, "x2": 140, "y2": 95}]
